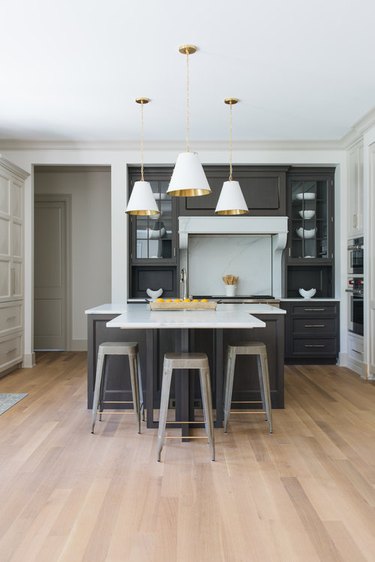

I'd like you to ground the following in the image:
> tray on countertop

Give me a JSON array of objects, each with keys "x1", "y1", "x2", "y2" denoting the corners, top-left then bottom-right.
[{"x1": 149, "y1": 300, "x2": 217, "y2": 311}]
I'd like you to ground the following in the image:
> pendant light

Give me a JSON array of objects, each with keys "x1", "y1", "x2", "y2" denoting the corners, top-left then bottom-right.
[
  {"x1": 167, "y1": 45, "x2": 211, "y2": 197},
  {"x1": 215, "y1": 98, "x2": 248, "y2": 215},
  {"x1": 126, "y1": 98, "x2": 160, "y2": 216}
]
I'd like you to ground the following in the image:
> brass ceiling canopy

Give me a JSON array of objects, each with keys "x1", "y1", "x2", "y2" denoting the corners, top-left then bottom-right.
[
  {"x1": 224, "y1": 98, "x2": 239, "y2": 105},
  {"x1": 178, "y1": 44, "x2": 198, "y2": 55},
  {"x1": 135, "y1": 97, "x2": 150, "y2": 104}
]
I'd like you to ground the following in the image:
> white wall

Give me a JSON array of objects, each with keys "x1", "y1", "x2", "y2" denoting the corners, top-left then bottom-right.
[
  {"x1": 35, "y1": 168, "x2": 111, "y2": 347},
  {"x1": 0, "y1": 143, "x2": 347, "y2": 364}
]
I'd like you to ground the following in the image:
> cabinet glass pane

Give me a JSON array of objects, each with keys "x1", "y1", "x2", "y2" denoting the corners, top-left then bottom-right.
[
  {"x1": 290, "y1": 180, "x2": 329, "y2": 259},
  {"x1": 134, "y1": 180, "x2": 173, "y2": 260}
]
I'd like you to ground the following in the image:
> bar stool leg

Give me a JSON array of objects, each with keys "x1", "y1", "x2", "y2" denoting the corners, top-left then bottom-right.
[
  {"x1": 223, "y1": 349, "x2": 236, "y2": 433},
  {"x1": 129, "y1": 354, "x2": 141, "y2": 434},
  {"x1": 137, "y1": 355, "x2": 145, "y2": 422},
  {"x1": 256, "y1": 355, "x2": 268, "y2": 422},
  {"x1": 199, "y1": 367, "x2": 215, "y2": 461},
  {"x1": 259, "y1": 350, "x2": 273, "y2": 433},
  {"x1": 157, "y1": 362, "x2": 173, "y2": 462},
  {"x1": 91, "y1": 348, "x2": 105, "y2": 434}
]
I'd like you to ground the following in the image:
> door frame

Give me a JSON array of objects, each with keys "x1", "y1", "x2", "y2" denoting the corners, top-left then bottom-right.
[{"x1": 34, "y1": 193, "x2": 72, "y2": 351}]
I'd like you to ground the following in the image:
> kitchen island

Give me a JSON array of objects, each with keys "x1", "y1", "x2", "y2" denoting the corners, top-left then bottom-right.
[{"x1": 85, "y1": 303, "x2": 286, "y2": 431}]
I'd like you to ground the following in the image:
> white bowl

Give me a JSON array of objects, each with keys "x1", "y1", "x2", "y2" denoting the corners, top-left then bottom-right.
[
  {"x1": 299, "y1": 288, "x2": 316, "y2": 299},
  {"x1": 298, "y1": 210, "x2": 315, "y2": 219},
  {"x1": 146, "y1": 288, "x2": 163, "y2": 299},
  {"x1": 296, "y1": 227, "x2": 316, "y2": 239},
  {"x1": 296, "y1": 192, "x2": 316, "y2": 200}
]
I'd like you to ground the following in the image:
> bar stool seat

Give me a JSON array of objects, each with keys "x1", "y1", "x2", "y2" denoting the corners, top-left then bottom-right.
[
  {"x1": 223, "y1": 341, "x2": 273, "y2": 433},
  {"x1": 91, "y1": 342, "x2": 144, "y2": 434},
  {"x1": 157, "y1": 352, "x2": 215, "y2": 462}
]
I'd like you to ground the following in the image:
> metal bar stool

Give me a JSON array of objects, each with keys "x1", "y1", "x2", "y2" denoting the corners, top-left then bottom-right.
[
  {"x1": 223, "y1": 342, "x2": 273, "y2": 433},
  {"x1": 157, "y1": 352, "x2": 215, "y2": 462},
  {"x1": 91, "y1": 342, "x2": 144, "y2": 434}
]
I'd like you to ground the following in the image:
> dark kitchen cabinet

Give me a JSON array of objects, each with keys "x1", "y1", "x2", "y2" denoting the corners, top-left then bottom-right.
[
  {"x1": 178, "y1": 165, "x2": 288, "y2": 216},
  {"x1": 280, "y1": 300, "x2": 340, "y2": 363},
  {"x1": 285, "y1": 167, "x2": 335, "y2": 298},
  {"x1": 128, "y1": 167, "x2": 178, "y2": 298}
]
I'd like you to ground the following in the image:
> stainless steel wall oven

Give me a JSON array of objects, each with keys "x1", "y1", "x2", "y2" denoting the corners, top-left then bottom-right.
[
  {"x1": 347, "y1": 277, "x2": 364, "y2": 336},
  {"x1": 348, "y1": 237, "x2": 364, "y2": 275}
]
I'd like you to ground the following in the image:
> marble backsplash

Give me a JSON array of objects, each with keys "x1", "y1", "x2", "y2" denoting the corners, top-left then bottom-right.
[{"x1": 188, "y1": 234, "x2": 273, "y2": 296}]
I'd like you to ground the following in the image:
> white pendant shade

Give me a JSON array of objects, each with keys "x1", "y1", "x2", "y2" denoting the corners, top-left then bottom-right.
[
  {"x1": 125, "y1": 181, "x2": 160, "y2": 216},
  {"x1": 167, "y1": 152, "x2": 211, "y2": 197},
  {"x1": 214, "y1": 180, "x2": 249, "y2": 215}
]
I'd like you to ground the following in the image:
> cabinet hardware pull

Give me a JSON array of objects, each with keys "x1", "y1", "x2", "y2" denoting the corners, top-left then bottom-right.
[
  {"x1": 352, "y1": 349, "x2": 362, "y2": 355},
  {"x1": 305, "y1": 324, "x2": 325, "y2": 328},
  {"x1": 304, "y1": 344, "x2": 325, "y2": 348},
  {"x1": 6, "y1": 316, "x2": 17, "y2": 322},
  {"x1": 6, "y1": 348, "x2": 17, "y2": 355},
  {"x1": 303, "y1": 308, "x2": 326, "y2": 311}
]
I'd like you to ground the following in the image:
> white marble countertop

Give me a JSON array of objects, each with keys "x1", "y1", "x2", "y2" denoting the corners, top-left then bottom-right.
[
  {"x1": 85, "y1": 303, "x2": 286, "y2": 317},
  {"x1": 85, "y1": 303, "x2": 286, "y2": 329},
  {"x1": 106, "y1": 306, "x2": 266, "y2": 329}
]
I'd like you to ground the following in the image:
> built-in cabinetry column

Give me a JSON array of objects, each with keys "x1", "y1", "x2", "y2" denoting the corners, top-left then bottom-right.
[
  {"x1": 0, "y1": 156, "x2": 29, "y2": 376},
  {"x1": 346, "y1": 142, "x2": 364, "y2": 376},
  {"x1": 347, "y1": 142, "x2": 364, "y2": 237}
]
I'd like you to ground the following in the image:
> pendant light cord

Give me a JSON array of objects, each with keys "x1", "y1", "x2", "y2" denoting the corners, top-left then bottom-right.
[
  {"x1": 229, "y1": 102, "x2": 233, "y2": 181},
  {"x1": 140, "y1": 101, "x2": 145, "y2": 181},
  {"x1": 185, "y1": 48, "x2": 190, "y2": 153}
]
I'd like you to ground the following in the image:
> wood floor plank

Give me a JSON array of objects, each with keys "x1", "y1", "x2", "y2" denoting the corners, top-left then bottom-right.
[{"x1": 0, "y1": 353, "x2": 375, "y2": 561}]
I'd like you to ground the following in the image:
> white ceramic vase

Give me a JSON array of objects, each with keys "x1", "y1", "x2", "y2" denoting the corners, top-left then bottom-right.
[{"x1": 225, "y1": 285, "x2": 237, "y2": 297}]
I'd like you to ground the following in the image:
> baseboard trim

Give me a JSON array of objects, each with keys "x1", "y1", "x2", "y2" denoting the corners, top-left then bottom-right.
[
  {"x1": 22, "y1": 353, "x2": 36, "y2": 368},
  {"x1": 69, "y1": 340, "x2": 87, "y2": 352}
]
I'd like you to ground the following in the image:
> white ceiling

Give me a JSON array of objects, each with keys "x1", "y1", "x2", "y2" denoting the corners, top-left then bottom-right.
[{"x1": 1, "y1": 0, "x2": 375, "y2": 143}]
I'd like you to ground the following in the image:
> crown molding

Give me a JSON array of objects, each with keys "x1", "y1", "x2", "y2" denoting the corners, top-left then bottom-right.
[
  {"x1": 340, "y1": 106, "x2": 375, "y2": 148},
  {"x1": 0, "y1": 138, "x2": 343, "y2": 152},
  {"x1": 0, "y1": 154, "x2": 29, "y2": 178}
]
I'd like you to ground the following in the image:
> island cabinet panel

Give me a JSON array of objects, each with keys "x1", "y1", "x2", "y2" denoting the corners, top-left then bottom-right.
[
  {"x1": 178, "y1": 166, "x2": 288, "y2": 216},
  {"x1": 87, "y1": 312, "x2": 285, "y2": 425}
]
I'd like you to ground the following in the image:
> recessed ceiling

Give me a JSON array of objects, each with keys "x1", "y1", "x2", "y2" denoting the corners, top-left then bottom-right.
[{"x1": 1, "y1": 0, "x2": 375, "y2": 142}]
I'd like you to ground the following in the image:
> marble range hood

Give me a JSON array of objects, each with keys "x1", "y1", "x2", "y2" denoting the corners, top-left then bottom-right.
[{"x1": 179, "y1": 216, "x2": 289, "y2": 299}]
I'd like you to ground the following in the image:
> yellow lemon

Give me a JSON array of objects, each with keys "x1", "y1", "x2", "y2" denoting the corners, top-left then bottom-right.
[
  {"x1": 156, "y1": 298, "x2": 164, "y2": 302},
  {"x1": 200, "y1": 298, "x2": 208, "y2": 302},
  {"x1": 183, "y1": 298, "x2": 191, "y2": 302}
]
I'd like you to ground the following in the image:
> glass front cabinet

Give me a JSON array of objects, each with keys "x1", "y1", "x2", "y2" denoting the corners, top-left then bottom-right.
[
  {"x1": 128, "y1": 167, "x2": 178, "y2": 298},
  {"x1": 286, "y1": 168, "x2": 335, "y2": 298}
]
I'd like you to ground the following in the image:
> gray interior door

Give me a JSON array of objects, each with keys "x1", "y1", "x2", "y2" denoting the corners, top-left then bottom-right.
[{"x1": 34, "y1": 198, "x2": 67, "y2": 350}]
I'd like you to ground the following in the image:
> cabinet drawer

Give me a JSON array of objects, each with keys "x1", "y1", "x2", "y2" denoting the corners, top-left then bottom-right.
[
  {"x1": 291, "y1": 303, "x2": 338, "y2": 316},
  {"x1": 292, "y1": 338, "x2": 337, "y2": 356},
  {"x1": 293, "y1": 318, "x2": 336, "y2": 335},
  {"x1": 0, "y1": 303, "x2": 22, "y2": 336},
  {"x1": 347, "y1": 334, "x2": 364, "y2": 362},
  {"x1": 0, "y1": 333, "x2": 23, "y2": 372}
]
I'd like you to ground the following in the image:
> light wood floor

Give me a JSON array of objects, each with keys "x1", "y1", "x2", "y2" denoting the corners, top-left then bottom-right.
[{"x1": 0, "y1": 354, "x2": 375, "y2": 562}]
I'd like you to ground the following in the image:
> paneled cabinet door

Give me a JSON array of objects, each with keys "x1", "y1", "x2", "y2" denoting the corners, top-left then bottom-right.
[
  {"x1": 348, "y1": 143, "x2": 363, "y2": 237},
  {"x1": 0, "y1": 173, "x2": 23, "y2": 302}
]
